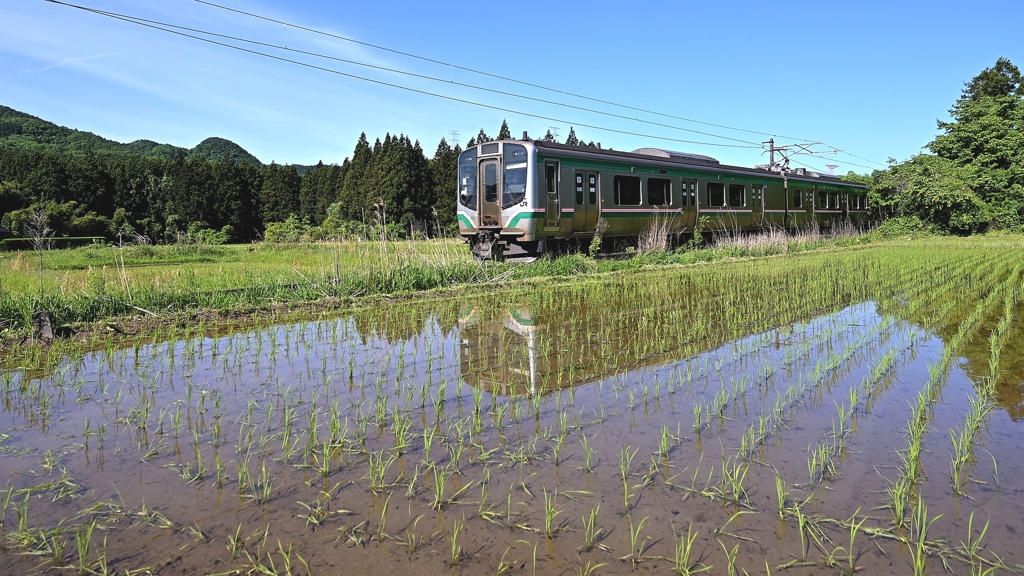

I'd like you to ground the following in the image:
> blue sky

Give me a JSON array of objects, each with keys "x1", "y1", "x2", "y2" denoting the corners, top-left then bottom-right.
[{"x1": 1, "y1": 0, "x2": 1021, "y2": 174}]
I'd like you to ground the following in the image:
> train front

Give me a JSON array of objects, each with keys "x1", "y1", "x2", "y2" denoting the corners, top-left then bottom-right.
[{"x1": 457, "y1": 140, "x2": 540, "y2": 260}]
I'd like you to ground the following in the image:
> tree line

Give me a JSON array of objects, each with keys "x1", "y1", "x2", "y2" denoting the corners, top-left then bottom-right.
[
  {"x1": 7, "y1": 53, "x2": 1015, "y2": 245},
  {"x1": 864, "y1": 57, "x2": 1024, "y2": 234},
  {"x1": 0, "y1": 116, "x2": 601, "y2": 244}
]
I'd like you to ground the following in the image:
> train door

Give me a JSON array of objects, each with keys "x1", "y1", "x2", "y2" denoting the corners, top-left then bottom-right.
[
  {"x1": 681, "y1": 179, "x2": 697, "y2": 229},
  {"x1": 585, "y1": 172, "x2": 599, "y2": 230},
  {"x1": 751, "y1": 184, "x2": 764, "y2": 228},
  {"x1": 479, "y1": 158, "x2": 502, "y2": 228},
  {"x1": 544, "y1": 162, "x2": 560, "y2": 227},
  {"x1": 573, "y1": 171, "x2": 599, "y2": 232}
]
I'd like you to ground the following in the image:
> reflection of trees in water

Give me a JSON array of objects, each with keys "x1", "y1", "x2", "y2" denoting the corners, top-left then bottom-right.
[
  {"x1": 352, "y1": 299, "x2": 460, "y2": 343},
  {"x1": 878, "y1": 294, "x2": 1024, "y2": 420},
  {"x1": 458, "y1": 296, "x2": 851, "y2": 398}
]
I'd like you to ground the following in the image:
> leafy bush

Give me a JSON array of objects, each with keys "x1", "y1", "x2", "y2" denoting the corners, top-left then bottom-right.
[
  {"x1": 263, "y1": 215, "x2": 308, "y2": 243},
  {"x1": 874, "y1": 216, "x2": 933, "y2": 239}
]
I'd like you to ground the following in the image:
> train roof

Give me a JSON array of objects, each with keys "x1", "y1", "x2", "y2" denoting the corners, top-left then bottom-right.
[{"x1": 523, "y1": 140, "x2": 865, "y2": 189}]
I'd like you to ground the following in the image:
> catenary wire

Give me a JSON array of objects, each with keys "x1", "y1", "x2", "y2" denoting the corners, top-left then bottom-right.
[
  {"x1": 193, "y1": 0, "x2": 817, "y2": 144},
  {"x1": 44, "y1": 0, "x2": 761, "y2": 149},
  {"x1": 50, "y1": 3, "x2": 763, "y2": 147},
  {"x1": 195, "y1": 0, "x2": 888, "y2": 169}
]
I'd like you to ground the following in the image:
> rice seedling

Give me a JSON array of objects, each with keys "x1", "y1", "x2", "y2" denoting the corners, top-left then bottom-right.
[
  {"x1": 672, "y1": 523, "x2": 709, "y2": 575},
  {"x1": 580, "y1": 504, "x2": 605, "y2": 552},
  {"x1": 449, "y1": 517, "x2": 465, "y2": 567},
  {"x1": 619, "y1": 445, "x2": 639, "y2": 508},
  {"x1": 542, "y1": 488, "x2": 562, "y2": 538},
  {"x1": 909, "y1": 502, "x2": 940, "y2": 576},
  {"x1": 621, "y1": 514, "x2": 651, "y2": 568}
]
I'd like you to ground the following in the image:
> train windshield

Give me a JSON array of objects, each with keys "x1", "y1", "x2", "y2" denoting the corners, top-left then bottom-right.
[
  {"x1": 458, "y1": 148, "x2": 478, "y2": 209},
  {"x1": 502, "y1": 144, "x2": 528, "y2": 208}
]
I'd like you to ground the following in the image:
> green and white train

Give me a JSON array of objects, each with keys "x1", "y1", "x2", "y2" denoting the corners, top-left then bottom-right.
[{"x1": 457, "y1": 139, "x2": 870, "y2": 259}]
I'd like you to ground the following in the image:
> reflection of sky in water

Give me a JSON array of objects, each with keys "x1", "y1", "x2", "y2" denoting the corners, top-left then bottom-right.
[{"x1": 15, "y1": 296, "x2": 1024, "y2": 426}]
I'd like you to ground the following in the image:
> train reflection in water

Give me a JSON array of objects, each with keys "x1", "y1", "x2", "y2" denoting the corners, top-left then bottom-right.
[
  {"x1": 459, "y1": 306, "x2": 544, "y2": 396},
  {"x1": 457, "y1": 302, "x2": 741, "y2": 397}
]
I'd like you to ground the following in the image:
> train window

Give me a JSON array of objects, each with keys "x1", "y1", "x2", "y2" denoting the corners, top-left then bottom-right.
[
  {"x1": 728, "y1": 184, "x2": 745, "y2": 207},
  {"x1": 484, "y1": 163, "x2": 499, "y2": 203},
  {"x1": 588, "y1": 174, "x2": 598, "y2": 205},
  {"x1": 545, "y1": 163, "x2": 557, "y2": 195},
  {"x1": 831, "y1": 193, "x2": 839, "y2": 209},
  {"x1": 575, "y1": 174, "x2": 584, "y2": 205},
  {"x1": 708, "y1": 182, "x2": 726, "y2": 207},
  {"x1": 458, "y1": 147, "x2": 478, "y2": 209},
  {"x1": 690, "y1": 181, "x2": 697, "y2": 207},
  {"x1": 793, "y1": 188, "x2": 802, "y2": 209},
  {"x1": 648, "y1": 178, "x2": 671, "y2": 206},
  {"x1": 502, "y1": 144, "x2": 528, "y2": 208},
  {"x1": 614, "y1": 175, "x2": 642, "y2": 205},
  {"x1": 818, "y1": 191, "x2": 828, "y2": 209}
]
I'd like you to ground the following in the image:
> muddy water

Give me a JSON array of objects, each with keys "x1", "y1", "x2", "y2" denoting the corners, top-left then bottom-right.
[{"x1": 1, "y1": 287, "x2": 1023, "y2": 574}]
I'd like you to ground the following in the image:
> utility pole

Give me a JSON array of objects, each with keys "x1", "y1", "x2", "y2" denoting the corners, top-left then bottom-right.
[{"x1": 760, "y1": 140, "x2": 836, "y2": 173}]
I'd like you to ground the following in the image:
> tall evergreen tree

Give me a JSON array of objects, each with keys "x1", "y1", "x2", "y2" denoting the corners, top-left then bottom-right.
[
  {"x1": 164, "y1": 152, "x2": 216, "y2": 238},
  {"x1": 259, "y1": 162, "x2": 301, "y2": 225},
  {"x1": 211, "y1": 160, "x2": 262, "y2": 240},
  {"x1": 430, "y1": 138, "x2": 460, "y2": 233},
  {"x1": 338, "y1": 133, "x2": 373, "y2": 223},
  {"x1": 497, "y1": 120, "x2": 512, "y2": 140},
  {"x1": 564, "y1": 127, "x2": 580, "y2": 146},
  {"x1": 475, "y1": 129, "x2": 492, "y2": 144}
]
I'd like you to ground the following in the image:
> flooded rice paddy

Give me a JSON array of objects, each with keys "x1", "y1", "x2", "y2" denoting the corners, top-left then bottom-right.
[{"x1": 2, "y1": 243, "x2": 1024, "y2": 575}]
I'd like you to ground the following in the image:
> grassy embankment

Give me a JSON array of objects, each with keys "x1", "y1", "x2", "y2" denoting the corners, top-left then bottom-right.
[{"x1": 0, "y1": 227, "x2": 921, "y2": 340}]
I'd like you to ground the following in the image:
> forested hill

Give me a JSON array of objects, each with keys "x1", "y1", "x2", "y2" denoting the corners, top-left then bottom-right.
[
  {"x1": 187, "y1": 137, "x2": 262, "y2": 167},
  {"x1": 0, "y1": 106, "x2": 262, "y2": 166}
]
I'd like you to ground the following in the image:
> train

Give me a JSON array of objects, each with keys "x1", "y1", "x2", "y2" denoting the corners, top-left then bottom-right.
[{"x1": 456, "y1": 138, "x2": 870, "y2": 259}]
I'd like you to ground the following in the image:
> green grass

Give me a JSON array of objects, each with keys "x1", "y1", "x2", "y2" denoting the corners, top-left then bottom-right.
[{"x1": 0, "y1": 228, "x2": 898, "y2": 333}]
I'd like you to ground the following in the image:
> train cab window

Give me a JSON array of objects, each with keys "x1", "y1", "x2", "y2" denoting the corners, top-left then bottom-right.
[
  {"x1": 728, "y1": 184, "x2": 745, "y2": 207},
  {"x1": 502, "y1": 144, "x2": 528, "y2": 208},
  {"x1": 708, "y1": 182, "x2": 726, "y2": 207},
  {"x1": 648, "y1": 178, "x2": 671, "y2": 206},
  {"x1": 458, "y1": 147, "x2": 478, "y2": 209},
  {"x1": 614, "y1": 175, "x2": 642, "y2": 205},
  {"x1": 793, "y1": 188, "x2": 802, "y2": 209},
  {"x1": 545, "y1": 163, "x2": 557, "y2": 195},
  {"x1": 817, "y1": 190, "x2": 828, "y2": 209}
]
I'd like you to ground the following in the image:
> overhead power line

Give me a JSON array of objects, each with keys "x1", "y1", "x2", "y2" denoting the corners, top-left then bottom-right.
[
  {"x1": 194, "y1": 0, "x2": 810, "y2": 143},
  {"x1": 45, "y1": 3, "x2": 762, "y2": 147},
  {"x1": 194, "y1": 0, "x2": 888, "y2": 169},
  {"x1": 44, "y1": 0, "x2": 760, "y2": 149}
]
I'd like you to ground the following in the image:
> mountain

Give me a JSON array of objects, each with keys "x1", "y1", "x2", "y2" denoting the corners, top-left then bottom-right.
[
  {"x1": 187, "y1": 137, "x2": 261, "y2": 167},
  {"x1": 0, "y1": 105, "x2": 263, "y2": 166}
]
